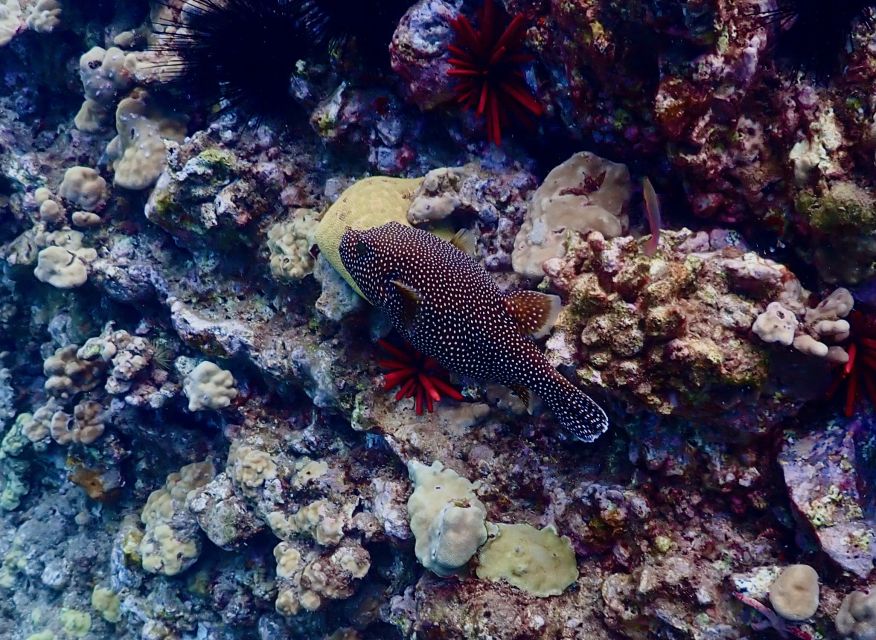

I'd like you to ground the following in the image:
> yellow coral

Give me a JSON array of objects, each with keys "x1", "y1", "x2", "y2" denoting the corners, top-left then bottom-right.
[
  {"x1": 60, "y1": 609, "x2": 92, "y2": 637},
  {"x1": 313, "y1": 177, "x2": 422, "y2": 299},
  {"x1": 273, "y1": 541, "x2": 302, "y2": 579},
  {"x1": 476, "y1": 523, "x2": 578, "y2": 597},
  {"x1": 140, "y1": 523, "x2": 198, "y2": 576},
  {"x1": 91, "y1": 586, "x2": 121, "y2": 623},
  {"x1": 229, "y1": 445, "x2": 277, "y2": 489}
]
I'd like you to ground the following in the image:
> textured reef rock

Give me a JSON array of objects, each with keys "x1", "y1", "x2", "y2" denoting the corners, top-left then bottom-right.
[
  {"x1": 779, "y1": 419, "x2": 876, "y2": 578},
  {"x1": 392, "y1": 0, "x2": 876, "y2": 287},
  {"x1": 544, "y1": 228, "x2": 840, "y2": 433}
]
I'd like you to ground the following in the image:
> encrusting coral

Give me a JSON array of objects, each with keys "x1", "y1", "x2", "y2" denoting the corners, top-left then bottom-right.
[
  {"x1": 476, "y1": 523, "x2": 578, "y2": 597},
  {"x1": 545, "y1": 228, "x2": 848, "y2": 432},
  {"x1": 139, "y1": 460, "x2": 215, "y2": 576}
]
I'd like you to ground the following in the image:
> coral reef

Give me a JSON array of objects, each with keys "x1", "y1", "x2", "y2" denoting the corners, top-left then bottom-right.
[{"x1": 0, "y1": 0, "x2": 874, "y2": 638}]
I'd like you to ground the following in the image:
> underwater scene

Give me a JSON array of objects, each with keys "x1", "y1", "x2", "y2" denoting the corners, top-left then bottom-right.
[{"x1": 0, "y1": 0, "x2": 875, "y2": 638}]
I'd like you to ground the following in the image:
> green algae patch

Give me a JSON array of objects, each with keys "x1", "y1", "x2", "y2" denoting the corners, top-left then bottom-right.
[
  {"x1": 797, "y1": 182, "x2": 876, "y2": 233},
  {"x1": 60, "y1": 609, "x2": 91, "y2": 637},
  {"x1": 476, "y1": 523, "x2": 578, "y2": 597}
]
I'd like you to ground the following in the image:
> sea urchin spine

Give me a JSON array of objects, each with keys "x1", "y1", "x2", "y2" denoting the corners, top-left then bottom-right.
[
  {"x1": 151, "y1": 0, "x2": 329, "y2": 121},
  {"x1": 754, "y1": 0, "x2": 876, "y2": 77},
  {"x1": 447, "y1": 0, "x2": 543, "y2": 145}
]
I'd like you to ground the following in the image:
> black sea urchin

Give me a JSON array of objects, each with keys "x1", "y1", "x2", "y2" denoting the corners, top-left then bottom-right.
[
  {"x1": 756, "y1": 0, "x2": 876, "y2": 77},
  {"x1": 315, "y1": 0, "x2": 413, "y2": 65},
  {"x1": 152, "y1": 0, "x2": 328, "y2": 120},
  {"x1": 152, "y1": 0, "x2": 414, "y2": 120}
]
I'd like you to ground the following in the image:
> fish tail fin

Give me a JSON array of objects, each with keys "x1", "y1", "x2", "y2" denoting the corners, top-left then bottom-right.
[{"x1": 536, "y1": 369, "x2": 609, "y2": 442}]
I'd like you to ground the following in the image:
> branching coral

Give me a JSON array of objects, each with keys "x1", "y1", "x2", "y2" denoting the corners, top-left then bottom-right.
[
  {"x1": 447, "y1": 0, "x2": 542, "y2": 145},
  {"x1": 377, "y1": 338, "x2": 463, "y2": 415}
]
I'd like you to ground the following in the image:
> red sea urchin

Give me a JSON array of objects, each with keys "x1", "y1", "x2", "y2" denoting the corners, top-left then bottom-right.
[
  {"x1": 377, "y1": 339, "x2": 464, "y2": 415},
  {"x1": 447, "y1": 0, "x2": 543, "y2": 145},
  {"x1": 828, "y1": 309, "x2": 876, "y2": 416}
]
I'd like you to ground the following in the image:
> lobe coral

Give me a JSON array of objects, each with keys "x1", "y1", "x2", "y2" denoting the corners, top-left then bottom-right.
[{"x1": 447, "y1": 0, "x2": 543, "y2": 145}]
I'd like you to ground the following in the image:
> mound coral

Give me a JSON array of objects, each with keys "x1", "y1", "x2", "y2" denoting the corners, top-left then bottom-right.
[
  {"x1": 313, "y1": 176, "x2": 423, "y2": 299},
  {"x1": 836, "y1": 589, "x2": 876, "y2": 639},
  {"x1": 447, "y1": 0, "x2": 542, "y2": 145},
  {"x1": 769, "y1": 564, "x2": 820, "y2": 621},
  {"x1": 512, "y1": 151, "x2": 631, "y2": 279},
  {"x1": 407, "y1": 460, "x2": 487, "y2": 576}
]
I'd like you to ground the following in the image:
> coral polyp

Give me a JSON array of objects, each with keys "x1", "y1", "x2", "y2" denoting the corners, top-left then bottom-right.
[
  {"x1": 151, "y1": 0, "x2": 327, "y2": 119},
  {"x1": 447, "y1": 0, "x2": 543, "y2": 145},
  {"x1": 377, "y1": 338, "x2": 463, "y2": 415}
]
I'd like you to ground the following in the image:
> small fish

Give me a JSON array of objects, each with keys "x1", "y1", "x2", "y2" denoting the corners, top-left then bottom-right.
[
  {"x1": 642, "y1": 177, "x2": 662, "y2": 257},
  {"x1": 340, "y1": 222, "x2": 609, "y2": 441}
]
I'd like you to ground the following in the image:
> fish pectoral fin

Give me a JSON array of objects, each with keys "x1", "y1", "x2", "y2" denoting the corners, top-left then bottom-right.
[
  {"x1": 390, "y1": 279, "x2": 422, "y2": 327},
  {"x1": 450, "y1": 228, "x2": 478, "y2": 256},
  {"x1": 502, "y1": 290, "x2": 563, "y2": 338}
]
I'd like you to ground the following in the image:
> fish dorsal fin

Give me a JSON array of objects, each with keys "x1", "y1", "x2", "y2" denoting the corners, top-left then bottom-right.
[
  {"x1": 391, "y1": 280, "x2": 422, "y2": 327},
  {"x1": 502, "y1": 290, "x2": 562, "y2": 338},
  {"x1": 450, "y1": 229, "x2": 477, "y2": 256}
]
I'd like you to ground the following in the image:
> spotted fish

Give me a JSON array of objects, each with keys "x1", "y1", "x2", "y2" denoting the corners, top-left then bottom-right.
[{"x1": 339, "y1": 221, "x2": 609, "y2": 441}]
